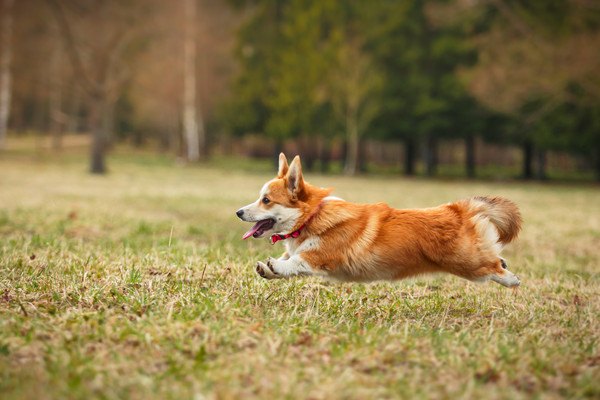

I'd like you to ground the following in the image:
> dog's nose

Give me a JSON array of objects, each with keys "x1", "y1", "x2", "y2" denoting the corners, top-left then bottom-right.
[{"x1": 236, "y1": 209, "x2": 244, "y2": 218}]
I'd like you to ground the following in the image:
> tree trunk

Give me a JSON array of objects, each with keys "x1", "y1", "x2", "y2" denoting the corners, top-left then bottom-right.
[
  {"x1": 344, "y1": 109, "x2": 359, "y2": 175},
  {"x1": 320, "y1": 138, "x2": 331, "y2": 173},
  {"x1": 535, "y1": 148, "x2": 546, "y2": 180},
  {"x1": 132, "y1": 129, "x2": 144, "y2": 147},
  {"x1": 594, "y1": 146, "x2": 600, "y2": 182},
  {"x1": 404, "y1": 136, "x2": 416, "y2": 176},
  {"x1": 49, "y1": 30, "x2": 64, "y2": 151},
  {"x1": 340, "y1": 139, "x2": 347, "y2": 168},
  {"x1": 522, "y1": 141, "x2": 534, "y2": 179},
  {"x1": 300, "y1": 135, "x2": 316, "y2": 171},
  {"x1": 89, "y1": 94, "x2": 110, "y2": 174},
  {"x1": 273, "y1": 138, "x2": 283, "y2": 169},
  {"x1": 0, "y1": 0, "x2": 14, "y2": 149},
  {"x1": 159, "y1": 128, "x2": 170, "y2": 152},
  {"x1": 465, "y1": 134, "x2": 476, "y2": 178},
  {"x1": 358, "y1": 136, "x2": 367, "y2": 173},
  {"x1": 183, "y1": 0, "x2": 199, "y2": 161},
  {"x1": 425, "y1": 134, "x2": 438, "y2": 177},
  {"x1": 105, "y1": 98, "x2": 114, "y2": 150},
  {"x1": 182, "y1": 0, "x2": 206, "y2": 162}
]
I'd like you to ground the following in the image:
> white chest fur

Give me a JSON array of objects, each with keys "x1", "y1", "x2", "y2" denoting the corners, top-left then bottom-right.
[{"x1": 285, "y1": 236, "x2": 320, "y2": 256}]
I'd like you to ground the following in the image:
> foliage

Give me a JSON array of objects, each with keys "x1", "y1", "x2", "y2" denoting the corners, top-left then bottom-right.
[
  {"x1": 528, "y1": 88, "x2": 600, "y2": 156},
  {"x1": 365, "y1": 0, "x2": 484, "y2": 142},
  {"x1": 225, "y1": 0, "x2": 502, "y2": 146},
  {"x1": 4, "y1": 0, "x2": 600, "y2": 178},
  {"x1": 224, "y1": 0, "x2": 343, "y2": 141},
  {"x1": 467, "y1": 0, "x2": 600, "y2": 158}
]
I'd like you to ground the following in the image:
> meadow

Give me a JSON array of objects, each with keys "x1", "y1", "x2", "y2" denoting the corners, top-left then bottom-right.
[{"x1": 0, "y1": 145, "x2": 598, "y2": 399}]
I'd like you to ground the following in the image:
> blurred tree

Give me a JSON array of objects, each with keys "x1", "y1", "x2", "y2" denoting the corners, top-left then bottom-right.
[
  {"x1": 46, "y1": 0, "x2": 147, "y2": 173},
  {"x1": 126, "y1": 1, "x2": 238, "y2": 156},
  {"x1": 222, "y1": 0, "x2": 284, "y2": 165},
  {"x1": 235, "y1": 0, "x2": 324, "y2": 171},
  {"x1": 0, "y1": 0, "x2": 14, "y2": 150},
  {"x1": 466, "y1": 0, "x2": 600, "y2": 179},
  {"x1": 267, "y1": 0, "x2": 344, "y2": 170},
  {"x1": 182, "y1": 0, "x2": 206, "y2": 162},
  {"x1": 48, "y1": 21, "x2": 65, "y2": 150},
  {"x1": 526, "y1": 85, "x2": 600, "y2": 179},
  {"x1": 224, "y1": 0, "x2": 341, "y2": 170},
  {"x1": 366, "y1": 0, "x2": 481, "y2": 176},
  {"x1": 226, "y1": 0, "x2": 499, "y2": 177},
  {"x1": 328, "y1": 38, "x2": 383, "y2": 175},
  {"x1": 9, "y1": 1, "x2": 55, "y2": 135},
  {"x1": 2, "y1": 0, "x2": 594, "y2": 180}
]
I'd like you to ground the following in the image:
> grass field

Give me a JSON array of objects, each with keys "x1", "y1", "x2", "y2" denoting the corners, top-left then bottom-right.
[{"x1": 1, "y1": 146, "x2": 599, "y2": 399}]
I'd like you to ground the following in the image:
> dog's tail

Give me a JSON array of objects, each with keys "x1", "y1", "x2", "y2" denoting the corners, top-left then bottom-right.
[{"x1": 466, "y1": 196, "x2": 522, "y2": 244}]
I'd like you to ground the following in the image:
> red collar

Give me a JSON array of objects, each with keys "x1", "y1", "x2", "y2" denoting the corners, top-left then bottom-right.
[
  {"x1": 270, "y1": 201, "x2": 323, "y2": 245},
  {"x1": 270, "y1": 225, "x2": 305, "y2": 244}
]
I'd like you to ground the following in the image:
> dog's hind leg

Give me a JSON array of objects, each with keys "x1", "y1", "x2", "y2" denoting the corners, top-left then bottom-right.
[
  {"x1": 490, "y1": 258, "x2": 520, "y2": 287},
  {"x1": 463, "y1": 259, "x2": 520, "y2": 287},
  {"x1": 476, "y1": 259, "x2": 520, "y2": 287},
  {"x1": 490, "y1": 269, "x2": 520, "y2": 287}
]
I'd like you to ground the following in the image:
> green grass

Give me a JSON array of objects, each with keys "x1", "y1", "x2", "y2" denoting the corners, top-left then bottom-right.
[{"x1": 0, "y1": 146, "x2": 599, "y2": 399}]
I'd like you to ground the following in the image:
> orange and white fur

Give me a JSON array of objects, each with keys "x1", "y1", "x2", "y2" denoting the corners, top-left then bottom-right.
[{"x1": 237, "y1": 153, "x2": 522, "y2": 287}]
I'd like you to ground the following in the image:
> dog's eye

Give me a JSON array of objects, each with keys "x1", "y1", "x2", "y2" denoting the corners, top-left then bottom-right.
[{"x1": 262, "y1": 197, "x2": 270, "y2": 205}]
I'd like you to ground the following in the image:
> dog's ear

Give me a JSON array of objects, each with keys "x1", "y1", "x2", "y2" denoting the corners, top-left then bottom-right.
[
  {"x1": 286, "y1": 155, "x2": 305, "y2": 201},
  {"x1": 277, "y1": 153, "x2": 289, "y2": 178}
]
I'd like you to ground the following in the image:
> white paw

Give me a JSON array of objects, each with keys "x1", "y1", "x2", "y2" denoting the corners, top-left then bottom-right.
[{"x1": 256, "y1": 258, "x2": 280, "y2": 280}]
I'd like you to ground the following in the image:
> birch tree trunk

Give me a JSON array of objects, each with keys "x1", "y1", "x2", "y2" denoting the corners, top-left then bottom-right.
[
  {"x1": 0, "y1": 0, "x2": 14, "y2": 150},
  {"x1": 182, "y1": 0, "x2": 206, "y2": 161},
  {"x1": 49, "y1": 28, "x2": 64, "y2": 150}
]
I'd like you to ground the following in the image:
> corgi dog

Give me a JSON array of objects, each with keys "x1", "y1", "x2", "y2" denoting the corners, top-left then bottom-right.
[{"x1": 236, "y1": 153, "x2": 522, "y2": 287}]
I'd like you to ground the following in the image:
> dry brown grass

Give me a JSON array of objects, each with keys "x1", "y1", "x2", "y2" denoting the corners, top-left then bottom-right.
[{"x1": 0, "y1": 147, "x2": 598, "y2": 399}]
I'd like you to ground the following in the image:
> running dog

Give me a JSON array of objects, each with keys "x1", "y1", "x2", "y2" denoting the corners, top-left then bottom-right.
[{"x1": 236, "y1": 153, "x2": 521, "y2": 286}]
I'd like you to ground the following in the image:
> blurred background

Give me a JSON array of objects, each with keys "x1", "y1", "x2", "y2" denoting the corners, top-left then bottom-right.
[{"x1": 1, "y1": 0, "x2": 599, "y2": 180}]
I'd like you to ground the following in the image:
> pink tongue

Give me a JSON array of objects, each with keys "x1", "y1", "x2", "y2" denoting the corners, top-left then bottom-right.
[{"x1": 242, "y1": 223, "x2": 261, "y2": 240}]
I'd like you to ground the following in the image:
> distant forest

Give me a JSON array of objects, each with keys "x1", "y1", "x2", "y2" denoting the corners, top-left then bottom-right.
[{"x1": 0, "y1": 0, "x2": 599, "y2": 180}]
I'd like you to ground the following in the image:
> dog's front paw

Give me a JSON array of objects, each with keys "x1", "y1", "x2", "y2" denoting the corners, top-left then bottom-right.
[{"x1": 256, "y1": 258, "x2": 280, "y2": 280}]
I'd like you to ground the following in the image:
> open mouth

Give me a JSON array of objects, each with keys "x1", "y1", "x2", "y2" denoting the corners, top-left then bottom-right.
[{"x1": 242, "y1": 218, "x2": 275, "y2": 240}]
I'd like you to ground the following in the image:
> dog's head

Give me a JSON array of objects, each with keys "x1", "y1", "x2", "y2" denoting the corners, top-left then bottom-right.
[{"x1": 237, "y1": 153, "x2": 323, "y2": 239}]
